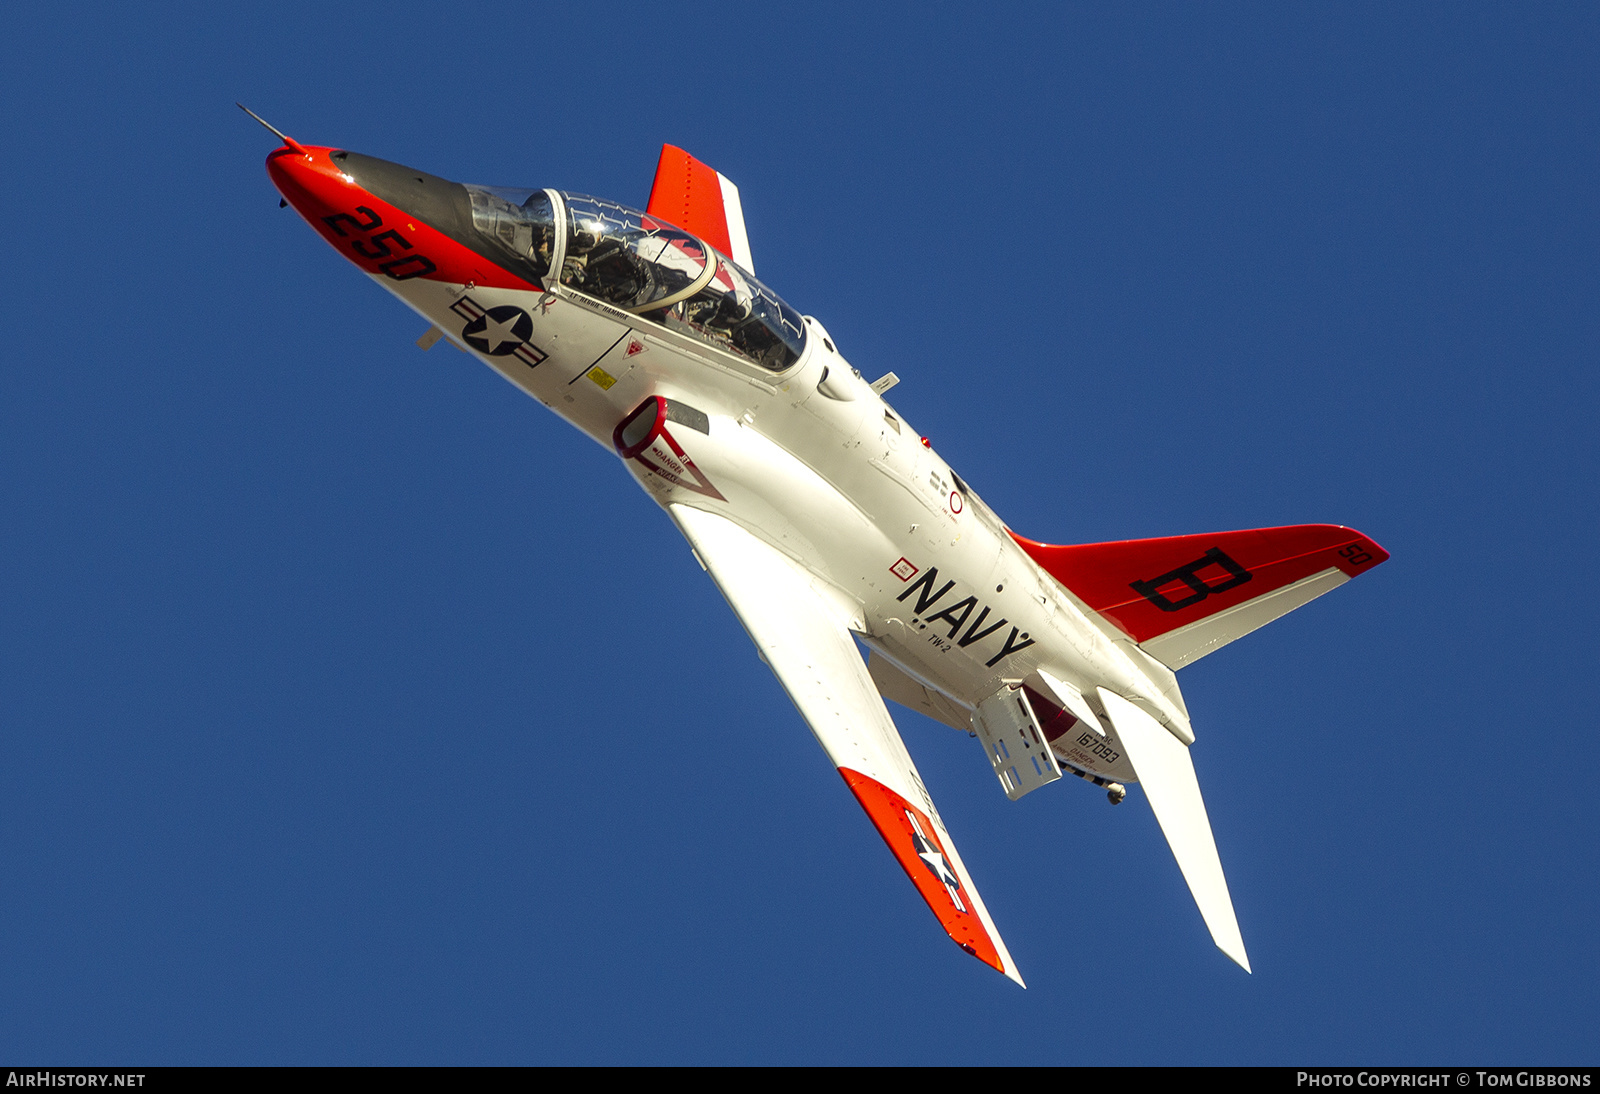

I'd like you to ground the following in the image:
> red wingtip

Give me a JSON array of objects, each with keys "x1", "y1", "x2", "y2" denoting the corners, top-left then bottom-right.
[
  {"x1": 838, "y1": 768, "x2": 1006, "y2": 975},
  {"x1": 1010, "y1": 523, "x2": 1390, "y2": 644}
]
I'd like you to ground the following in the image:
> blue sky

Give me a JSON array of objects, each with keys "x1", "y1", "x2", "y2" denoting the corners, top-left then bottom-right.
[{"x1": 2, "y1": 1, "x2": 1597, "y2": 1064}]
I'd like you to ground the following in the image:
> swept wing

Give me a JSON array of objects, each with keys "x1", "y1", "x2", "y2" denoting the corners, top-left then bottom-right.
[
  {"x1": 1013, "y1": 524, "x2": 1389, "y2": 669},
  {"x1": 670, "y1": 504, "x2": 1023, "y2": 985}
]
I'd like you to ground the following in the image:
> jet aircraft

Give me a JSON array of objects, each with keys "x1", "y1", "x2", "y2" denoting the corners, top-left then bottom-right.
[{"x1": 248, "y1": 106, "x2": 1388, "y2": 983}]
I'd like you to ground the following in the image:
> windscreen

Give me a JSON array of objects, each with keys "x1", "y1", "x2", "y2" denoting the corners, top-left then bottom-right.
[
  {"x1": 559, "y1": 193, "x2": 806, "y2": 373},
  {"x1": 463, "y1": 186, "x2": 557, "y2": 285}
]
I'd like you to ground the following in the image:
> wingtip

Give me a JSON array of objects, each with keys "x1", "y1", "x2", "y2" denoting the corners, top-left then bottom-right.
[
  {"x1": 972, "y1": 938, "x2": 1025, "y2": 987},
  {"x1": 1209, "y1": 913, "x2": 1251, "y2": 973},
  {"x1": 971, "y1": 943, "x2": 1026, "y2": 987}
]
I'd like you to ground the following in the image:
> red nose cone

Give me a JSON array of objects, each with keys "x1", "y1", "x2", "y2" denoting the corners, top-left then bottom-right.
[
  {"x1": 265, "y1": 145, "x2": 537, "y2": 291},
  {"x1": 266, "y1": 144, "x2": 357, "y2": 226}
]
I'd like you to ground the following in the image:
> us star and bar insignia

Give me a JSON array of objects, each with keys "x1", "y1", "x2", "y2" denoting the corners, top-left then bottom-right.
[
  {"x1": 451, "y1": 296, "x2": 548, "y2": 369},
  {"x1": 906, "y1": 809, "x2": 966, "y2": 912}
]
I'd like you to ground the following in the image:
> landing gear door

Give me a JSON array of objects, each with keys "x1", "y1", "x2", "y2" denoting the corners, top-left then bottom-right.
[
  {"x1": 973, "y1": 686, "x2": 1062, "y2": 801},
  {"x1": 1021, "y1": 671, "x2": 1138, "y2": 786}
]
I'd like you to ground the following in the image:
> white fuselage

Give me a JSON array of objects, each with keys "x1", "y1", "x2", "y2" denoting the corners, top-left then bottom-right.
[{"x1": 379, "y1": 272, "x2": 1190, "y2": 784}]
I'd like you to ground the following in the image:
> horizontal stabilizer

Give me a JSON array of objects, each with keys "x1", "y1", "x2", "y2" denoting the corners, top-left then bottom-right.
[
  {"x1": 1098, "y1": 688, "x2": 1250, "y2": 972},
  {"x1": 1011, "y1": 525, "x2": 1388, "y2": 669}
]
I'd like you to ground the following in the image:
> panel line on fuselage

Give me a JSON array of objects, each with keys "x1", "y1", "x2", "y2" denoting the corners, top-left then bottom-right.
[{"x1": 569, "y1": 330, "x2": 632, "y2": 385}]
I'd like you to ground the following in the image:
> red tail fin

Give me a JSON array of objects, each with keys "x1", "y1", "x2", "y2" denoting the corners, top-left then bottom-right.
[{"x1": 645, "y1": 145, "x2": 753, "y2": 271}]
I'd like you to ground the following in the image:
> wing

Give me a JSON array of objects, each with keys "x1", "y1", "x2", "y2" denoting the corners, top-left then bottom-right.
[
  {"x1": 1011, "y1": 524, "x2": 1389, "y2": 669},
  {"x1": 646, "y1": 145, "x2": 755, "y2": 272},
  {"x1": 670, "y1": 504, "x2": 1023, "y2": 985}
]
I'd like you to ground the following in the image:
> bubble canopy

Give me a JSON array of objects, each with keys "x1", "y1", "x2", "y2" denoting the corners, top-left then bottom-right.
[
  {"x1": 325, "y1": 150, "x2": 808, "y2": 374},
  {"x1": 462, "y1": 185, "x2": 807, "y2": 373}
]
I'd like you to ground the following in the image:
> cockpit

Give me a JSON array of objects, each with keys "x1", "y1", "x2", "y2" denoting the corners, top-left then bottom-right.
[{"x1": 462, "y1": 185, "x2": 807, "y2": 373}]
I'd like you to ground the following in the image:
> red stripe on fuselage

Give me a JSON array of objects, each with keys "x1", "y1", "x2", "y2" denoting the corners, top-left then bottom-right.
[{"x1": 266, "y1": 145, "x2": 539, "y2": 292}]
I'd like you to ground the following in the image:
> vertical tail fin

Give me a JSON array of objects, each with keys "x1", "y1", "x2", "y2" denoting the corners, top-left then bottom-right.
[{"x1": 646, "y1": 145, "x2": 755, "y2": 272}]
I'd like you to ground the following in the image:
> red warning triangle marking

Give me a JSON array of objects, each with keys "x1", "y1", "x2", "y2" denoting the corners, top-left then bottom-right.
[
  {"x1": 625, "y1": 339, "x2": 646, "y2": 357},
  {"x1": 632, "y1": 425, "x2": 726, "y2": 501}
]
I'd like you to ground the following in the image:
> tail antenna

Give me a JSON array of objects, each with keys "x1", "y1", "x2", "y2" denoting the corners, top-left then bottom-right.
[{"x1": 236, "y1": 103, "x2": 309, "y2": 156}]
